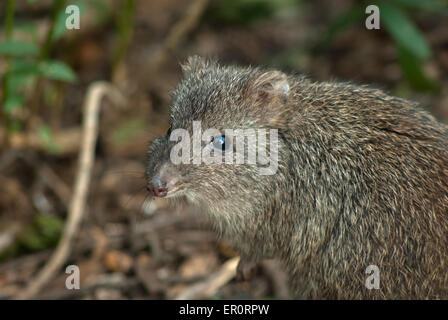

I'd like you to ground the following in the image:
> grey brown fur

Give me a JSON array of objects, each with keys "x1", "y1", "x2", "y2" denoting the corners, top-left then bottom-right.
[{"x1": 146, "y1": 57, "x2": 448, "y2": 299}]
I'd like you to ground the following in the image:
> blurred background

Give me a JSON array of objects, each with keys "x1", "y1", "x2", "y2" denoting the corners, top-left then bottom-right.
[{"x1": 0, "y1": 0, "x2": 447, "y2": 299}]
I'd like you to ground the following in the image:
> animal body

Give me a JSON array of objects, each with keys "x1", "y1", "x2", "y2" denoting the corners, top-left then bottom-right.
[{"x1": 146, "y1": 56, "x2": 448, "y2": 299}]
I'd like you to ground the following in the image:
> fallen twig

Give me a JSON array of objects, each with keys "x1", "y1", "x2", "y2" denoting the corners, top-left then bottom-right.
[
  {"x1": 9, "y1": 127, "x2": 82, "y2": 155},
  {"x1": 16, "y1": 82, "x2": 126, "y2": 299},
  {"x1": 37, "y1": 276, "x2": 140, "y2": 300},
  {"x1": 174, "y1": 256, "x2": 239, "y2": 300}
]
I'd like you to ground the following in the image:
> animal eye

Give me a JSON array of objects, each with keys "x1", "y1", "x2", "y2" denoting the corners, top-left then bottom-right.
[
  {"x1": 166, "y1": 126, "x2": 172, "y2": 137},
  {"x1": 210, "y1": 135, "x2": 227, "y2": 152}
]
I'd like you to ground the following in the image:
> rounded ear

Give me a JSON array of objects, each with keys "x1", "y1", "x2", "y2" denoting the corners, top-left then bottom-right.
[
  {"x1": 249, "y1": 71, "x2": 290, "y2": 104},
  {"x1": 180, "y1": 55, "x2": 208, "y2": 75},
  {"x1": 247, "y1": 71, "x2": 291, "y2": 129}
]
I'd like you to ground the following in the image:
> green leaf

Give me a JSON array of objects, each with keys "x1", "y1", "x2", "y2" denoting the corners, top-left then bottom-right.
[
  {"x1": 0, "y1": 40, "x2": 39, "y2": 56},
  {"x1": 54, "y1": 1, "x2": 87, "y2": 40},
  {"x1": 397, "y1": 46, "x2": 440, "y2": 92},
  {"x1": 53, "y1": 10, "x2": 68, "y2": 40},
  {"x1": 379, "y1": 2, "x2": 432, "y2": 60},
  {"x1": 393, "y1": 0, "x2": 448, "y2": 12},
  {"x1": 10, "y1": 59, "x2": 77, "y2": 84},
  {"x1": 11, "y1": 59, "x2": 41, "y2": 77},
  {"x1": 19, "y1": 214, "x2": 63, "y2": 252},
  {"x1": 4, "y1": 60, "x2": 40, "y2": 110},
  {"x1": 39, "y1": 60, "x2": 77, "y2": 82},
  {"x1": 4, "y1": 92, "x2": 24, "y2": 113},
  {"x1": 34, "y1": 213, "x2": 63, "y2": 245},
  {"x1": 7, "y1": 73, "x2": 32, "y2": 98},
  {"x1": 38, "y1": 125, "x2": 62, "y2": 154}
]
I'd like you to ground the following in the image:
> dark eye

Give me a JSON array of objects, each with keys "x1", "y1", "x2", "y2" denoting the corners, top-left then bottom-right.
[
  {"x1": 166, "y1": 126, "x2": 172, "y2": 137},
  {"x1": 211, "y1": 135, "x2": 227, "y2": 151}
]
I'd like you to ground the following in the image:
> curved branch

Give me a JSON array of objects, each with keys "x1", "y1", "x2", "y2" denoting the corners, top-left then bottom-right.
[{"x1": 16, "y1": 82, "x2": 125, "y2": 299}]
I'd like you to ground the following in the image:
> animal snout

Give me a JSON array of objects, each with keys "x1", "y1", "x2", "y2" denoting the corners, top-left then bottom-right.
[
  {"x1": 147, "y1": 165, "x2": 181, "y2": 198},
  {"x1": 147, "y1": 176, "x2": 168, "y2": 197}
]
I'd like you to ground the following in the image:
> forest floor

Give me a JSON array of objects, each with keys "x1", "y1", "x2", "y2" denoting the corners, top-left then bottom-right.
[{"x1": 0, "y1": 0, "x2": 447, "y2": 299}]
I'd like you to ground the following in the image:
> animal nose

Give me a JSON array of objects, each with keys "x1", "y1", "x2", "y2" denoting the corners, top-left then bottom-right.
[{"x1": 148, "y1": 177, "x2": 168, "y2": 197}]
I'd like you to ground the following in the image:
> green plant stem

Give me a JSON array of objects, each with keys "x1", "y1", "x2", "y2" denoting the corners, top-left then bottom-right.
[
  {"x1": 2, "y1": 0, "x2": 16, "y2": 138},
  {"x1": 30, "y1": 0, "x2": 65, "y2": 121},
  {"x1": 41, "y1": 0, "x2": 65, "y2": 60},
  {"x1": 5, "y1": 0, "x2": 15, "y2": 37}
]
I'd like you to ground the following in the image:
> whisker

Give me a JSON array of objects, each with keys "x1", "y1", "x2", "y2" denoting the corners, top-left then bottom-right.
[{"x1": 108, "y1": 170, "x2": 146, "y2": 178}]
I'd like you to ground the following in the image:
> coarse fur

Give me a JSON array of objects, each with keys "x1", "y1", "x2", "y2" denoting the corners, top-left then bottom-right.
[{"x1": 146, "y1": 56, "x2": 448, "y2": 299}]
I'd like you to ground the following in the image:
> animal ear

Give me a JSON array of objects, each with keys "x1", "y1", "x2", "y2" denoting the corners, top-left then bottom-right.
[
  {"x1": 181, "y1": 55, "x2": 208, "y2": 75},
  {"x1": 249, "y1": 71, "x2": 290, "y2": 104}
]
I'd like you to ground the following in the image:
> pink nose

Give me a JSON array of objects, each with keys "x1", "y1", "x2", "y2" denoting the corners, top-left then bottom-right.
[{"x1": 147, "y1": 177, "x2": 168, "y2": 197}]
